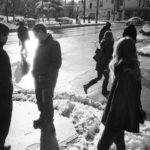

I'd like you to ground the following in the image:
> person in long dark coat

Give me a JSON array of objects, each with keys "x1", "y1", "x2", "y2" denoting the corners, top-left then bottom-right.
[
  {"x1": 83, "y1": 31, "x2": 114, "y2": 97},
  {"x1": 97, "y1": 37, "x2": 143, "y2": 150},
  {"x1": 99, "y1": 22, "x2": 111, "y2": 44},
  {"x1": 122, "y1": 24, "x2": 137, "y2": 42},
  {"x1": 0, "y1": 23, "x2": 13, "y2": 150}
]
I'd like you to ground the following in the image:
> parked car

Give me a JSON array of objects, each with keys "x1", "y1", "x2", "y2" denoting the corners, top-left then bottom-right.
[
  {"x1": 126, "y1": 17, "x2": 144, "y2": 26},
  {"x1": 56, "y1": 17, "x2": 73, "y2": 25}
]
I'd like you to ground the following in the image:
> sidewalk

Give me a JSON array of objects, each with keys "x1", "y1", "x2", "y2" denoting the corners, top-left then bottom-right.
[{"x1": 6, "y1": 101, "x2": 78, "y2": 150}]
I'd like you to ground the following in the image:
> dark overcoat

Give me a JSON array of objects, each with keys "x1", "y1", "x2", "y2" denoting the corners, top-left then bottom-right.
[{"x1": 101, "y1": 60, "x2": 142, "y2": 133}]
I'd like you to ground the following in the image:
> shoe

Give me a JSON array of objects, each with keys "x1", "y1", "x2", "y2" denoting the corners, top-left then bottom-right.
[
  {"x1": 0, "y1": 145, "x2": 11, "y2": 150},
  {"x1": 83, "y1": 85, "x2": 88, "y2": 94},
  {"x1": 33, "y1": 118, "x2": 45, "y2": 129},
  {"x1": 102, "y1": 90, "x2": 110, "y2": 97}
]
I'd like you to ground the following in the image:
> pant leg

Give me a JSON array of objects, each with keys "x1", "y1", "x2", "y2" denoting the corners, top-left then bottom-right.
[
  {"x1": 42, "y1": 73, "x2": 58, "y2": 123},
  {"x1": 114, "y1": 131, "x2": 125, "y2": 150},
  {"x1": 0, "y1": 90, "x2": 12, "y2": 147},
  {"x1": 42, "y1": 87, "x2": 54, "y2": 123},
  {"x1": 97, "y1": 126, "x2": 125, "y2": 150},
  {"x1": 35, "y1": 87, "x2": 43, "y2": 113},
  {"x1": 86, "y1": 69, "x2": 103, "y2": 89},
  {"x1": 102, "y1": 69, "x2": 109, "y2": 91}
]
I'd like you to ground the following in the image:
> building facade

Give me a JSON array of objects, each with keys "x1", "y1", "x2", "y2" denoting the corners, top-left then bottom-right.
[{"x1": 77, "y1": 0, "x2": 150, "y2": 20}]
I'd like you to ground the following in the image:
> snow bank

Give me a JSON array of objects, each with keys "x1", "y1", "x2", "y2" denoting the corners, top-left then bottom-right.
[{"x1": 12, "y1": 90, "x2": 150, "y2": 150}]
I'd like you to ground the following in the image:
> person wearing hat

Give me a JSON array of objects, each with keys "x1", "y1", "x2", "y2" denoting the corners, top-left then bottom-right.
[
  {"x1": 99, "y1": 22, "x2": 111, "y2": 44},
  {"x1": 122, "y1": 24, "x2": 137, "y2": 42},
  {"x1": 17, "y1": 21, "x2": 29, "y2": 57}
]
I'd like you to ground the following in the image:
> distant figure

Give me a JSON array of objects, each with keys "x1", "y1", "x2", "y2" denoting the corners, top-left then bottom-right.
[
  {"x1": 76, "y1": 14, "x2": 78, "y2": 24},
  {"x1": 99, "y1": 22, "x2": 111, "y2": 44},
  {"x1": 0, "y1": 23, "x2": 13, "y2": 150},
  {"x1": 83, "y1": 31, "x2": 114, "y2": 97},
  {"x1": 17, "y1": 21, "x2": 29, "y2": 57},
  {"x1": 97, "y1": 37, "x2": 143, "y2": 150},
  {"x1": 123, "y1": 24, "x2": 137, "y2": 42},
  {"x1": 32, "y1": 24, "x2": 62, "y2": 131}
]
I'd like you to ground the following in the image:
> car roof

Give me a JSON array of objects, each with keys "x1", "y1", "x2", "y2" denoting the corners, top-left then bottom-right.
[{"x1": 128, "y1": 17, "x2": 142, "y2": 21}]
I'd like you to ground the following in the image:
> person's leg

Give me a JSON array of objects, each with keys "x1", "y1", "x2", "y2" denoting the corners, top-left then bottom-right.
[
  {"x1": 102, "y1": 69, "x2": 110, "y2": 97},
  {"x1": 97, "y1": 127, "x2": 125, "y2": 150},
  {"x1": 114, "y1": 131, "x2": 125, "y2": 150},
  {"x1": 97, "y1": 127, "x2": 116, "y2": 150},
  {"x1": 0, "y1": 91, "x2": 12, "y2": 149},
  {"x1": 42, "y1": 87, "x2": 54, "y2": 124},
  {"x1": 34, "y1": 86, "x2": 44, "y2": 129},
  {"x1": 83, "y1": 70, "x2": 103, "y2": 94}
]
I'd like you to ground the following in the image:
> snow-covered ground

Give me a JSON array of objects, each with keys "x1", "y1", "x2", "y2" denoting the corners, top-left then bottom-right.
[{"x1": 12, "y1": 87, "x2": 150, "y2": 150}]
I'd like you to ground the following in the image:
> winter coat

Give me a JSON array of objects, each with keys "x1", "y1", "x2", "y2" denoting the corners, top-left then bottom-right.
[
  {"x1": 96, "y1": 39, "x2": 114, "y2": 71},
  {"x1": 101, "y1": 60, "x2": 142, "y2": 133},
  {"x1": 99, "y1": 27, "x2": 111, "y2": 43},
  {"x1": 0, "y1": 45, "x2": 12, "y2": 88},
  {"x1": 32, "y1": 34, "x2": 62, "y2": 79}
]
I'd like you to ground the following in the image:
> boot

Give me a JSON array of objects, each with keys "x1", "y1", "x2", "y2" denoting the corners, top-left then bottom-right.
[{"x1": 83, "y1": 84, "x2": 88, "y2": 94}]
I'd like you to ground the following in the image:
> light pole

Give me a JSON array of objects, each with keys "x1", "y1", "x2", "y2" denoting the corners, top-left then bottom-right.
[
  {"x1": 42, "y1": 0, "x2": 44, "y2": 21},
  {"x1": 95, "y1": 0, "x2": 99, "y2": 24},
  {"x1": 83, "y1": 0, "x2": 86, "y2": 23}
]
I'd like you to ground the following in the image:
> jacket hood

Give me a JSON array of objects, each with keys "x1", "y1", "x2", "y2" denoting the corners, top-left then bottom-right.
[{"x1": 114, "y1": 59, "x2": 141, "y2": 80}]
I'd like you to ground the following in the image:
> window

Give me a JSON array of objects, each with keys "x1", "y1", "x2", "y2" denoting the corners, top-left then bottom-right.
[
  {"x1": 120, "y1": 0, "x2": 123, "y2": 5},
  {"x1": 90, "y1": 2, "x2": 92, "y2": 8},
  {"x1": 100, "y1": 1, "x2": 103, "y2": 7}
]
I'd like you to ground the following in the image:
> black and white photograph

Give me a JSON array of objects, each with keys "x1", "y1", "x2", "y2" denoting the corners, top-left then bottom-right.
[{"x1": 0, "y1": 0, "x2": 150, "y2": 150}]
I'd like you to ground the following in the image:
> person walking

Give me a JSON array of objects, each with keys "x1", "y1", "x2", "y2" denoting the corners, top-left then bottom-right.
[
  {"x1": 83, "y1": 31, "x2": 114, "y2": 97},
  {"x1": 123, "y1": 24, "x2": 137, "y2": 42},
  {"x1": 32, "y1": 24, "x2": 62, "y2": 131},
  {"x1": 97, "y1": 37, "x2": 143, "y2": 150},
  {"x1": 99, "y1": 22, "x2": 111, "y2": 44},
  {"x1": 0, "y1": 23, "x2": 13, "y2": 150},
  {"x1": 17, "y1": 21, "x2": 29, "y2": 57}
]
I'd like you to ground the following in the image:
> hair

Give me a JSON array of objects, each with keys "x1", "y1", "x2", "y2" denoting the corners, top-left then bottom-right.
[
  {"x1": 19, "y1": 21, "x2": 24, "y2": 26},
  {"x1": 122, "y1": 24, "x2": 137, "y2": 42},
  {"x1": 109, "y1": 37, "x2": 138, "y2": 81},
  {"x1": 33, "y1": 24, "x2": 47, "y2": 34},
  {"x1": 104, "y1": 31, "x2": 114, "y2": 41},
  {"x1": 105, "y1": 22, "x2": 111, "y2": 28},
  {"x1": 0, "y1": 23, "x2": 9, "y2": 36}
]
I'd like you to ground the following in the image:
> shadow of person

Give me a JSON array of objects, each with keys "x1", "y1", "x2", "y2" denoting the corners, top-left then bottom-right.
[{"x1": 40, "y1": 125, "x2": 59, "y2": 150}]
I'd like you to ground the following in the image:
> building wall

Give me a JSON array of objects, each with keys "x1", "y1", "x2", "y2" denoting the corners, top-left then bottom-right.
[{"x1": 77, "y1": 0, "x2": 150, "y2": 20}]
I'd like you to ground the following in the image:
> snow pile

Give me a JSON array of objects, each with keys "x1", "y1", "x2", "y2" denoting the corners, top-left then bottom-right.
[
  {"x1": 140, "y1": 24, "x2": 150, "y2": 36},
  {"x1": 138, "y1": 45, "x2": 150, "y2": 56},
  {"x1": 12, "y1": 90, "x2": 150, "y2": 150}
]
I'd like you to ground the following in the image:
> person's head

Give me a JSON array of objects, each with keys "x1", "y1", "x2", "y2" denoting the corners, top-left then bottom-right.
[
  {"x1": 0, "y1": 23, "x2": 9, "y2": 46},
  {"x1": 122, "y1": 24, "x2": 137, "y2": 42},
  {"x1": 32, "y1": 24, "x2": 47, "y2": 41},
  {"x1": 113, "y1": 37, "x2": 137, "y2": 62},
  {"x1": 19, "y1": 21, "x2": 24, "y2": 26},
  {"x1": 105, "y1": 22, "x2": 111, "y2": 28},
  {"x1": 109, "y1": 37, "x2": 138, "y2": 81},
  {"x1": 104, "y1": 31, "x2": 114, "y2": 41}
]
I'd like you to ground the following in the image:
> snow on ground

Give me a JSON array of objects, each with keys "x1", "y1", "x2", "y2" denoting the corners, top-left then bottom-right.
[{"x1": 12, "y1": 90, "x2": 150, "y2": 150}]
